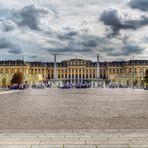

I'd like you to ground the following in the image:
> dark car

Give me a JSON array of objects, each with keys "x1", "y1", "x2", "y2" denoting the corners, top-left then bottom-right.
[
  {"x1": 75, "y1": 84, "x2": 90, "y2": 89},
  {"x1": 60, "y1": 84, "x2": 72, "y2": 89}
]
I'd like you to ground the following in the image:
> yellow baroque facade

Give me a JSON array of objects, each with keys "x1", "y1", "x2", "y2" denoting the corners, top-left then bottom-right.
[{"x1": 0, "y1": 59, "x2": 148, "y2": 88}]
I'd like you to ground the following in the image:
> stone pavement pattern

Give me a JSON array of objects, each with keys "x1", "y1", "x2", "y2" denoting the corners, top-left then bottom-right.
[
  {"x1": 0, "y1": 129, "x2": 148, "y2": 147},
  {"x1": 0, "y1": 89, "x2": 148, "y2": 130}
]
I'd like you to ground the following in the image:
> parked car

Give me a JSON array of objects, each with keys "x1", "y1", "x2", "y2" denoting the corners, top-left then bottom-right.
[
  {"x1": 108, "y1": 82, "x2": 118, "y2": 88},
  {"x1": 60, "y1": 84, "x2": 72, "y2": 89},
  {"x1": 32, "y1": 83, "x2": 46, "y2": 89},
  {"x1": 9, "y1": 84, "x2": 27, "y2": 90},
  {"x1": 75, "y1": 83, "x2": 90, "y2": 89}
]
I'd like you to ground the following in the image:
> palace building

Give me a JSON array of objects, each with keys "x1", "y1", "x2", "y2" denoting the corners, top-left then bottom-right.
[{"x1": 0, "y1": 55, "x2": 148, "y2": 88}]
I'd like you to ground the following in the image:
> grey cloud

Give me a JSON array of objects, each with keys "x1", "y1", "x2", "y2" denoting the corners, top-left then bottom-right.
[
  {"x1": 57, "y1": 31, "x2": 78, "y2": 40},
  {"x1": 0, "y1": 5, "x2": 51, "y2": 32},
  {"x1": 0, "y1": 9, "x2": 14, "y2": 19},
  {"x1": 8, "y1": 49, "x2": 22, "y2": 54},
  {"x1": 100, "y1": 48, "x2": 114, "y2": 53},
  {"x1": 53, "y1": 32, "x2": 110, "y2": 55},
  {"x1": 56, "y1": 31, "x2": 99, "y2": 53},
  {"x1": 48, "y1": 34, "x2": 109, "y2": 55},
  {"x1": 29, "y1": 56, "x2": 38, "y2": 59},
  {"x1": 48, "y1": 47, "x2": 91, "y2": 54},
  {"x1": 129, "y1": 0, "x2": 148, "y2": 11},
  {"x1": 122, "y1": 44, "x2": 144, "y2": 56},
  {"x1": 106, "y1": 44, "x2": 144, "y2": 56},
  {"x1": 0, "y1": 37, "x2": 22, "y2": 54},
  {"x1": 0, "y1": 37, "x2": 15, "y2": 49},
  {"x1": 13, "y1": 5, "x2": 49, "y2": 30},
  {"x1": 66, "y1": 31, "x2": 78, "y2": 37},
  {"x1": 46, "y1": 4, "x2": 59, "y2": 17},
  {"x1": 57, "y1": 30, "x2": 103, "y2": 48},
  {"x1": 100, "y1": 9, "x2": 148, "y2": 37},
  {"x1": 80, "y1": 39, "x2": 98, "y2": 47},
  {"x1": 0, "y1": 20, "x2": 15, "y2": 32}
]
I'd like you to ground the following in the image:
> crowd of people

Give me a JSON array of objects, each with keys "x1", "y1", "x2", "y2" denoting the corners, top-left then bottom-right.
[{"x1": 8, "y1": 84, "x2": 29, "y2": 90}]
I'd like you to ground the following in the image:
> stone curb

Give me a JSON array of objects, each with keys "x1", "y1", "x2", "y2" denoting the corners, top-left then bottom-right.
[
  {"x1": 0, "y1": 90, "x2": 24, "y2": 95},
  {"x1": 0, "y1": 129, "x2": 148, "y2": 147}
]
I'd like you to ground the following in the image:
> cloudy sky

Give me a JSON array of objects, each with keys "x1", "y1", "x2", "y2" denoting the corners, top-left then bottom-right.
[{"x1": 0, "y1": 0, "x2": 148, "y2": 62}]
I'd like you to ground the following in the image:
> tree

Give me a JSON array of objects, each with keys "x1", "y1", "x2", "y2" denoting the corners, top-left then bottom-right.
[
  {"x1": 11, "y1": 71, "x2": 24, "y2": 85},
  {"x1": 144, "y1": 69, "x2": 148, "y2": 89}
]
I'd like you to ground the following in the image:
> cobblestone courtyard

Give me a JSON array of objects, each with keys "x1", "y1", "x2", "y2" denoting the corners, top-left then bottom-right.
[{"x1": 0, "y1": 88, "x2": 148, "y2": 130}]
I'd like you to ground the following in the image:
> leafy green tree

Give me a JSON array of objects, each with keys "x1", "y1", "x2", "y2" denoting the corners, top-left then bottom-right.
[
  {"x1": 144, "y1": 69, "x2": 148, "y2": 89},
  {"x1": 11, "y1": 71, "x2": 24, "y2": 85}
]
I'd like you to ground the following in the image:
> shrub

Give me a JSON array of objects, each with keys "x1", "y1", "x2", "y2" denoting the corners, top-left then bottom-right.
[{"x1": 11, "y1": 71, "x2": 24, "y2": 85}]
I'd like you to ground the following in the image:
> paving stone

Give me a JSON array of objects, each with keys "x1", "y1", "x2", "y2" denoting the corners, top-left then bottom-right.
[
  {"x1": 72, "y1": 129, "x2": 89, "y2": 133},
  {"x1": 31, "y1": 145, "x2": 62, "y2": 148},
  {"x1": 65, "y1": 134, "x2": 91, "y2": 138},
  {"x1": 136, "y1": 137, "x2": 148, "y2": 140},
  {"x1": 40, "y1": 140, "x2": 85, "y2": 145},
  {"x1": 119, "y1": 129, "x2": 135, "y2": 133},
  {"x1": 80, "y1": 137, "x2": 108, "y2": 141},
  {"x1": 0, "y1": 130, "x2": 147, "y2": 146},
  {"x1": 50, "y1": 138, "x2": 80, "y2": 141},
  {"x1": 129, "y1": 145, "x2": 148, "y2": 148},
  {"x1": 38, "y1": 135, "x2": 65, "y2": 138},
  {"x1": 7, "y1": 133, "x2": 40, "y2": 137},
  {"x1": 121, "y1": 133, "x2": 148, "y2": 138},
  {"x1": 64, "y1": 145, "x2": 96, "y2": 148},
  {"x1": 19, "y1": 138, "x2": 51, "y2": 141},
  {"x1": 97, "y1": 145, "x2": 129, "y2": 148},
  {"x1": 56, "y1": 130, "x2": 73, "y2": 133},
  {"x1": 103, "y1": 129, "x2": 120, "y2": 133},
  {"x1": 86, "y1": 140, "x2": 131, "y2": 145},
  {"x1": 108, "y1": 137, "x2": 136, "y2": 141},
  {"x1": 92, "y1": 134, "x2": 122, "y2": 138},
  {"x1": 0, "y1": 145, "x2": 31, "y2": 148},
  {"x1": 0, "y1": 140, "x2": 40, "y2": 145},
  {"x1": 130, "y1": 140, "x2": 148, "y2": 145},
  {"x1": 133, "y1": 129, "x2": 148, "y2": 132},
  {"x1": 87, "y1": 129, "x2": 104, "y2": 133}
]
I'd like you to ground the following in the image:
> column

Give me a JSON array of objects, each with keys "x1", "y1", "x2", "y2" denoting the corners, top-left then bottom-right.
[
  {"x1": 74, "y1": 69, "x2": 76, "y2": 85},
  {"x1": 78, "y1": 69, "x2": 80, "y2": 84},
  {"x1": 96, "y1": 54, "x2": 100, "y2": 79},
  {"x1": 64, "y1": 69, "x2": 65, "y2": 80},
  {"x1": 81, "y1": 69, "x2": 83, "y2": 84},
  {"x1": 54, "y1": 54, "x2": 57, "y2": 80},
  {"x1": 132, "y1": 57, "x2": 135, "y2": 89},
  {"x1": 70, "y1": 69, "x2": 72, "y2": 84},
  {"x1": 67, "y1": 69, "x2": 69, "y2": 80},
  {"x1": 84, "y1": 69, "x2": 86, "y2": 80}
]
